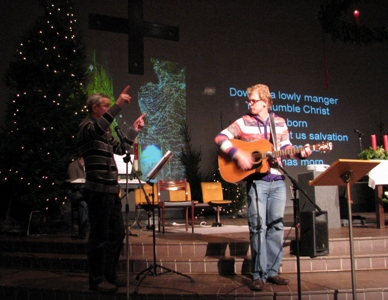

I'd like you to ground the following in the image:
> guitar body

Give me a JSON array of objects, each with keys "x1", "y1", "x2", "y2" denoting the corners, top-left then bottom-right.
[
  {"x1": 218, "y1": 139, "x2": 273, "y2": 183},
  {"x1": 218, "y1": 139, "x2": 332, "y2": 183}
]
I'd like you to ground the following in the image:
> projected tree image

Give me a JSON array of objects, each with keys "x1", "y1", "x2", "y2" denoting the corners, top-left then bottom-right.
[{"x1": 138, "y1": 59, "x2": 186, "y2": 180}]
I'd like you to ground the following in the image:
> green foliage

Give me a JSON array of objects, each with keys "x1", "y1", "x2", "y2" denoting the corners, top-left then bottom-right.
[
  {"x1": 0, "y1": 0, "x2": 88, "y2": 221},
  {"x1": 85, "y1": 50, "x2": 118, "y2": 139},
  {"x1": 358, "y1": 146, "x2": 388, "y2": 160},
  {"x1": 380, "y1": 191, "x2": 388, "y2": 203},
  {"x1": 86, "y1": 51, "x2": 115, "y2": 99},
  {"x1": 179, "y1": 121, "x2": 202, "y2": 201}
]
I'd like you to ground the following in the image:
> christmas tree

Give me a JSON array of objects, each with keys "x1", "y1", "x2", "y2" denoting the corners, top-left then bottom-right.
[
  {"x1": 0, "y1": 0, "x2": 87, "y2": 227},
  {"x1": 179, "y1": 121, "x2": 202, "y2": 201}
]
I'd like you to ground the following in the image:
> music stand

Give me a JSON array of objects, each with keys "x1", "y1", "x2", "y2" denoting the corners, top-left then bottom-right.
[
  {"x1": 309, "y1": 159, "x2": 380, "y2": 300},
  {"x1": 134, "y1": 151, "x2": 195, "y2": 293}
]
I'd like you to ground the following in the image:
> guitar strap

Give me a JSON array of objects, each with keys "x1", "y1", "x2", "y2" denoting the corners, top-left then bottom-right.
[{"x1": 269, "y1": 113, "x2": 278, "y2": 151}]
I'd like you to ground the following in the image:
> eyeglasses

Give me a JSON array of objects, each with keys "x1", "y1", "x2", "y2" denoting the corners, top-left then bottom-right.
[{"x1": 245, "y1": 99, "x2": 266, "y2": 105}]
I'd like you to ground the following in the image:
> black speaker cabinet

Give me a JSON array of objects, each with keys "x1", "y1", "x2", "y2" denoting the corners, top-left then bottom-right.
[
  {"x1": 298, "y1": 171, "x2": 341, "y2": 228},
  {"x1": 300, "y1": 211, "x2": 329, "y2": 257}
]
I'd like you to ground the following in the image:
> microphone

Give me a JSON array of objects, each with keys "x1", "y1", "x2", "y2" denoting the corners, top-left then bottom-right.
[
  {"x1": 354, "y1": 129, "x2": 363, "y2": 136},
  {"x1": 115, "y1": 126, "x2": 125, "y2": 142}
]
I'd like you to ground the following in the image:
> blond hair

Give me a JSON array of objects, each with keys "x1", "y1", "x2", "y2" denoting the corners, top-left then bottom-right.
[{"x1": 246, "y1": 84, "x2": 273, "y2": 108}]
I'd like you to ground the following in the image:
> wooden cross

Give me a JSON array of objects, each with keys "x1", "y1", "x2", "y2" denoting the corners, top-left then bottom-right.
[{"x1": 88, "y1": 0, "x2": 179, "y2": 75}]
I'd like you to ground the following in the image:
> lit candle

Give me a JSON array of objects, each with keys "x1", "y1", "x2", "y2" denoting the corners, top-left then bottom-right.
[
  {"x1": 384, "y1": 135, "x2": 388, "y2": 151},
  {"x1": 371, "y1": 134, "x2": 377, "y2": 150},
  {"x1": 353, "y1": 10, "x2": 360, "y2": 25}
]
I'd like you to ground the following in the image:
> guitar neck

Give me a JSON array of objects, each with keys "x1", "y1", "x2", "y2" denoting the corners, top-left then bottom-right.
[{"x1": 273, "y1": 145, "x2": 317, "y2": 157}]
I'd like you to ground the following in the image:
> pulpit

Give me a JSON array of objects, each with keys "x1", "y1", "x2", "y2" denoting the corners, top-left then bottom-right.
[{"x1": 309, "y1": 159, "x2": 380, "y2": 300}]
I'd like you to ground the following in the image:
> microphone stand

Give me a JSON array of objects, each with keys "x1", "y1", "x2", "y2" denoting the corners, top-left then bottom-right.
[
  {"x1": 134, "y1": 152, "x2": 195, "y2": 294},
  {"x1": 119, "y1": 147, "x2": 142, "y2": 300},
  {"x1": 116, "y1": 128, "x2": 141, "y2": 300},
  {"x1": 357, "y1": 133, "x2": 363, "y2": 153},
  {"x1": 121, "y1": 152, "x2": 139, "y2": 238},
  {"x1": 268, "y1": 156, "x2": 323, "y2": 300},
  {"x1": 355, "y1": 130, "x2": 363, "y2": 153}
]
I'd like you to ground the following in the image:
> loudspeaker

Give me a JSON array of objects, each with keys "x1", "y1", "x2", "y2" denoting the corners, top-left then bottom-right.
[
  {"x1": 300, "y1": 211, "x2": 329, "y2": 257},
  {"x1": 298, "y1": 171, "x2": 340, "y2": 228}
]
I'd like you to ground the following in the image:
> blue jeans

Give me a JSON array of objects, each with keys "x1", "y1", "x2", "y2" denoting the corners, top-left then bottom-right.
[
  {"x1": 83, "y1": 189, "x2": 125, "y2": 285},
  {"x1": 247, "y1": 179, "x2": 286, "y2": 282}
]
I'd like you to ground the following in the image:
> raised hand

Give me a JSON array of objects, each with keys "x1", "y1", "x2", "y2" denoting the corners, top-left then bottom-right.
[
  {"x1": 115, "y1": 85, "x2": 131, "y2": 107},
  {"x1": 132, "y1": 112, "x2": 146, "y2": 131}
]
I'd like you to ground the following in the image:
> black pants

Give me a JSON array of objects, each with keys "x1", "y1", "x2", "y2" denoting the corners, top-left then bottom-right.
[
  {"x1": 84, "y1": 189, "x2": 125, "y2": 285},
  {"x1": 69, "y1": 190, "x2": 88, "y2": 229}
]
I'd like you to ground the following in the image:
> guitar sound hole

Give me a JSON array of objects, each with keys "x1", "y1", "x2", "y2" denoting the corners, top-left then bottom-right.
[{"x1": 251, "y1": 151, "x2": 263, "y2": 163}]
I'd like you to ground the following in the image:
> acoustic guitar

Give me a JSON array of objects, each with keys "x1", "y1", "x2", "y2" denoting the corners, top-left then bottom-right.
[{"x1": 218, "y1": 139, "x2": 333, "y2": 183}]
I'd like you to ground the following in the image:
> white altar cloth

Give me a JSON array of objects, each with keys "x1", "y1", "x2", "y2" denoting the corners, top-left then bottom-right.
[{"x1": 368, "y1": 160, "x2": 388, "y2": 188}]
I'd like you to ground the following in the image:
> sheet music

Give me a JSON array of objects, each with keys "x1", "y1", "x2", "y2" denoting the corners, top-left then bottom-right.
[
  {"x1": 70, "y1": 178, "x2": 144, "y2": 188},
  {"x1": 146, "y1": 150, "x2": 173, "y2": 179},
  {"x1": 114, "y1": 154, "x2": 134, "y2": 175}
]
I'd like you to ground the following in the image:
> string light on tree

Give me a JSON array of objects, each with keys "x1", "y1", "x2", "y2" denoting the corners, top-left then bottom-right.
[{"x1": 0, "y1": 0, "x2": 88, "y2": 225}]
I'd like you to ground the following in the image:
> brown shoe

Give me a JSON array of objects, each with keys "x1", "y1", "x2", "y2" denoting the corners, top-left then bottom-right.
[
  {"x1": 249, "y1": 278, "x2": 264, "y2": 291},
  {"x1": 267, "y1": 275, "x2": 289, "y2": 285}
]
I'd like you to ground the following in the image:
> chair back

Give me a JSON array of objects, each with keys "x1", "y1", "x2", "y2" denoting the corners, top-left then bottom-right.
[
  {"x1": 201, "y1": 182, "x2": 223, "y2": 204},
  {"x1": 169, "y1": 181, "x2": 192, "y2": 201},
  {"x1": 134, "y1": 183, "x2": 157, "y2": 205},
  {"x1": 158, "y1": 179, "x2": 189, "y2": 202}
]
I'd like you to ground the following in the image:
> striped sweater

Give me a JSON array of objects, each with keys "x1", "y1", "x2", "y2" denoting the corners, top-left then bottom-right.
[{"x1": 77, "y1": 104, "x2": 138, "y2": 194}]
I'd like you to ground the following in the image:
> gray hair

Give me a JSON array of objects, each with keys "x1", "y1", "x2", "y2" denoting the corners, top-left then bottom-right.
[{"x1": 86, "y1": 93, "x2": 110, "y2": 112}]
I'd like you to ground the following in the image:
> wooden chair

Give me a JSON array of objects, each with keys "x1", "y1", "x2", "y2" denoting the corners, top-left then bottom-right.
[
  {"x1": 157, "y1": 179, "x2": 195, "y2": 233},
  {"x1": 201, "y1": 182, "x2": 232, "y2": 227},
  {"x1": 134, "y1": 183, "x2": 157, "y2": 229}
]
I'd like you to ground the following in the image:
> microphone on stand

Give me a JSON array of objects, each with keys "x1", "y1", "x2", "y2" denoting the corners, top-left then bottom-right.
[
  {"x1": 115, "y1": 126, "x2": 126, "y2": 143},
  {"x1": 354, "y1": 129, "x2": 363, "y2": 152},
  {"x1": 266, "y1": 151, "x2": 276, "y2": 160},
  {"x1": 354, "y1": 129, "x2": 363, "y2": 136}
]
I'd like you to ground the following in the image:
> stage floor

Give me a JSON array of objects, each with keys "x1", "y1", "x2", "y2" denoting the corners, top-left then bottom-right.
[{"x1": 1, "y1": 211, "x2": 388, "y2": 300}]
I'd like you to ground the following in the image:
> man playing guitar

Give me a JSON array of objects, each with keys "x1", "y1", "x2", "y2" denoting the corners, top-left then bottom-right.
[{"x1": 214, "y1": 84, "x2": 312, "y2": 291}]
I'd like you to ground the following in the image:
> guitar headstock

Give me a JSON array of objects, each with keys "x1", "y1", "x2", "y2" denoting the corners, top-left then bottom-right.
[{"x1": 315, "y1": 142, "x2": 333, "y2": 153}]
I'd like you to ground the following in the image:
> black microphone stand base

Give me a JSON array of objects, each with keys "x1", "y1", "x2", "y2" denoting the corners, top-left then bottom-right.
[
  {"x1": 134, "y1": 262, "x2": 195, "y2": 293},
  {"x1": 127, "y1": 229, "x2": 139, "y2": 237}
]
